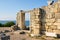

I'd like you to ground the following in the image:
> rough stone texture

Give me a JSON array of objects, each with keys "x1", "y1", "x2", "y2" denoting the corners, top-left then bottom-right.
[
  {"x1": 30, "y1": 8, "x2": 41, "y2": 36},
  {"x1": 42, "y1": 1, "x2": 60, "y2": 34},
  {"x1": 16, "y1": 10, "x2": 26, "y2": 30},
  {"x1": 16, "y1": 1, "x2": 60, "y2": 37}
]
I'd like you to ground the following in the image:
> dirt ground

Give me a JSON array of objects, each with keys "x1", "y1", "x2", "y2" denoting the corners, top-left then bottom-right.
[
  {"x1": 0, "y1": 30, "x2": 60, "y2": 40},
  {"x1": 6, "y1": 32, "x2": 60, "y2": 40}
]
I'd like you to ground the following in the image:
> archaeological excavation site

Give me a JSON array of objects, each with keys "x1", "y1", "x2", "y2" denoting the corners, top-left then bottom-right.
[
  {"x1": 1, "y1": 0, "x2": 60, "y2": 40},
  {"x1": 15, "y1": 0, "x2": 60, "y2": 37}
]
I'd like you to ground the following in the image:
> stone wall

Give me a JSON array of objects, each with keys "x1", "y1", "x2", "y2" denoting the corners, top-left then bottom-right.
[
  {"x1": 30, "y1": 8, "x2": 41, "y2": 36},
  {"x1": 41, "y1": 2, "x2": 60, "y2": 34},
  {"x1": 16, "y1": 1, "x2": 60, "y2": 36}
]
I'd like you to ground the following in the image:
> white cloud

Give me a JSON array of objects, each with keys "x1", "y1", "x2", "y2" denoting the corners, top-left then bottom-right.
[{"x1": 0, "y1": 15, "x2": 16, "y2": 20}]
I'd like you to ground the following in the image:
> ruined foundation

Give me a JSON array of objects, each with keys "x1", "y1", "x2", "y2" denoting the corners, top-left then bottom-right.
[{"x1": 16, "y1": 1, "x2": 60, "y2": 37}]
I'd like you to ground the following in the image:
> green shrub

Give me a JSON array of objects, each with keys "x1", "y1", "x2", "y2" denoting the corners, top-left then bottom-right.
[
  {"x1": 4, "y1": 21, "x2": 15, "y2": 27},
  {"x1": 0, "y1": 23, "x2": 3, "y2": 27}
]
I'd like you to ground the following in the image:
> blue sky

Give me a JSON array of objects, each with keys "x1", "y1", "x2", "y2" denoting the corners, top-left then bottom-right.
[{"x1": 0, "y1": 0, "x2": 48, "y2": 21}]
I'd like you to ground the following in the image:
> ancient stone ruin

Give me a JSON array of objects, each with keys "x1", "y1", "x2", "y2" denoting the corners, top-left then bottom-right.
[{"x1": 16, "y1": 0, "x2": 60, "y2": 37}]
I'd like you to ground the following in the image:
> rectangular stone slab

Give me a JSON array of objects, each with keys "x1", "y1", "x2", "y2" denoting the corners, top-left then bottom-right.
[
  {"x1": 41, "y1": 19, "x2": 56, "y2": 23},
  {"x1": 56, "y1": 19, "x2": 60, "y2": 22},
  {"x1": 45, "y1": 32, "x2": 57, "y2": 37},
  {"x1": 53, "y1": 23, "x2": 60, "y2": 25},
  {"x1": 57, "y1": 25, "x2": 60, "y2": 29}
]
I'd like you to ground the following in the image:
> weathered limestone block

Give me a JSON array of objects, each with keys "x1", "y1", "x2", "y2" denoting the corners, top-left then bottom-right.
[
  {"x1": 45, "y1": 13, "x2": 55, "y2": 19},
  {"x1": 46, "y1": 28, "x2": 48, "y2": 32},
  {"x1": 30, "y1": 24, "x2": 34, "y2": 27},
  {"x1": 46, "y1": 23, "x2": 53, "y2": 25},
  {"x1": 46, "y1": 13, "x2": 52, "y2": 19},
  {"x1": 53, "y1": 23, "x2": 60, "y2": 25},
  {"x1": 35, "y1": 15, "x2": 41, "y2": 19},
  {"x1": 17, "y1": 10, "x2": 26, "y2": 30},
  {"x1": 47, "y1": 29, "x2": 53, "y2": 32},
  {"x1": 52, "y1": 30, "x2": 57, "y2": 33},
  {"x1": 45, "y1": 25, "x2": 49, "y2": 29},
  {"x1": 33, "y1": 28, "x2": 40, "y2": 34},
  {"x1": 50, "y1": 8, "x2": 54, "y2": 13},
  {"x1": 49, "y1": 25, "x2": 57, "y2": 30},
  {"x1": 30, "y1": 16, "x2": 36, "y2": 19},
  {"x1": 34, "y1": 19, "x2": 40, "y2": 21},
  {"x1": 57, "y1": 25, "x2": 60, "y2": 29},
  {"x1": 58, "y1": 8, "x2": 60, "y2": 12},
  {"x1": 31, "y1": 24, "x2": 40, "y2": 26},
  {"x1": 46, "y1": 19, "x2": 56, "y2": 23},
  {"x1": 45, "y1": 32, "x2": 57, "y2": 37},
  {"x1": 34, "y1": 9, "x2": 41, "y2": 15},
  {"x1": 53, "y1": 3, "x2": 59, "y2": 13},
  {"x1": 16, "y1": 13, "x2": 19, "y2": 25},
  {"x1": 33, "y1": 26, "x2": 40, "y2": 29},
  {"x1": 56, "y1": 19, "x2": 60, "y2": 22},
  {"x1": 42, "y1": 19, "x2": 56, "y2": 23},
  {"x1": 31, "y1": 21, "x2": 36, "y2": 24},
  {"x1": 56, "y1": 30, "x2": 60, "y2": 34},
  {"x1": 30, "y1": 11, "x2": 35, "y2": 16},
  {"x1": 35, "y1": 24, "x2": 40, "y2": 26},
  {"x1": 34, "y1": 21, "x2": 41, "y2": 24},
  {"x1": 52, "y1": 30, "x2": 60, "y2": 34},
  {"x1": 55, "y1": 13, "x2": 60, "y2": 19}
]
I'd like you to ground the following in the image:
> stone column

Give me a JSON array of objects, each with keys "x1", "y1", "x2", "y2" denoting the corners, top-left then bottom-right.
[
  {"x1": 17, "y1": 10, "x2": 26, "y2": 30},
  {"x1": 16, "y1": 13, "x2": 19, "y2": 25},
  {"x1": 30, "y1": 8, "x2": 41, "y2": 37}
]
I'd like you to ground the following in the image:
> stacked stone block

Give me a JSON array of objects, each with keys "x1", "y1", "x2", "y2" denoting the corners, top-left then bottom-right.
[
  {"x1": 16, "y1": 1, "x2": 60, "y2": 36},
  {"x1": 30, "y1": 8, "x2": 41, "y2": 36},
  {"x1": 42, "y1": 2, "x2": 60, "y2": 34},
  {"x1": 16, "y1": 10, "x2": 26, "y2": 30}
]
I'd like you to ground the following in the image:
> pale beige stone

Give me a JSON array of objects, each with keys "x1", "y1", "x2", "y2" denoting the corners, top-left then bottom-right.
[
  {"x1": 56, "y1": 19, "x2": 60, "y2": 22},
  {"x1": 47, "y1": 29, "x2": 53, "y2": 32},
  {"x1": 45, "y1": 25, "x2": 49, "y2": 29},
  {"x1": 55, "y1": 13, "x2": 60, "y2": 19},
  {"x1": 46, "y1": 19, "x2": 56, "y2": 22},
  {"x1": 49, "y1": 25, "x2": 57, "y2": 30},
  {"x1": 35, "y1": 15, "x2": 41, "y2": 19},
  {"x1": 53, "y1": 23, "x2": 60, "y2": 25},
  {"x1": 56, "y1": 30, "x2": 60, "y2": 34},
  {"x1": 46, "y1": 23, "x2": 52, "y2": 25},
  {"x1": 45, "y1": 32, "x2": 57, "y2": 37},
  {"x1": 34, "y1": 19, "x2": 40, "y2": 21},
  {"x1": 16, "y1": 10, "x2": 26, "y2": 30},
  {"x1": 57, "y1": 25, "x2": 60, "y2": 29},
  {"x1": 33, "y1": 28, "x2": 40, "y2": 34},
  {"x1": 33, "y1": 26, "x2": 40, "y2": 29},
  {"x1": 41, "y1": 19, "x2": 56, "y2": 23}
]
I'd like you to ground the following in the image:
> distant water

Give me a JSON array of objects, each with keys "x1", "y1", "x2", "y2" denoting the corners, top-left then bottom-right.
[{"x1": 0, "y1": 20, "x2": 29, "y2": 26}]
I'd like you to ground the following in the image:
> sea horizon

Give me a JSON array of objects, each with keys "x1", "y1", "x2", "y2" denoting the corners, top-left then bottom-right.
[{"x1": 0, "y1": 20, "x2": 29, "y2": 26}]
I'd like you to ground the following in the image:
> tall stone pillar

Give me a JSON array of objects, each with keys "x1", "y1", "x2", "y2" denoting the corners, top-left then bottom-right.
[
  {"x1": 30, "y1": 8, "x2": 41, "y2": 36},
  {"x1": 16, "y1": 13, "x2": 19, "y2": 25},
  {"x1": 16, "y1": 10, "x2": 25, "y2": 30}
]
